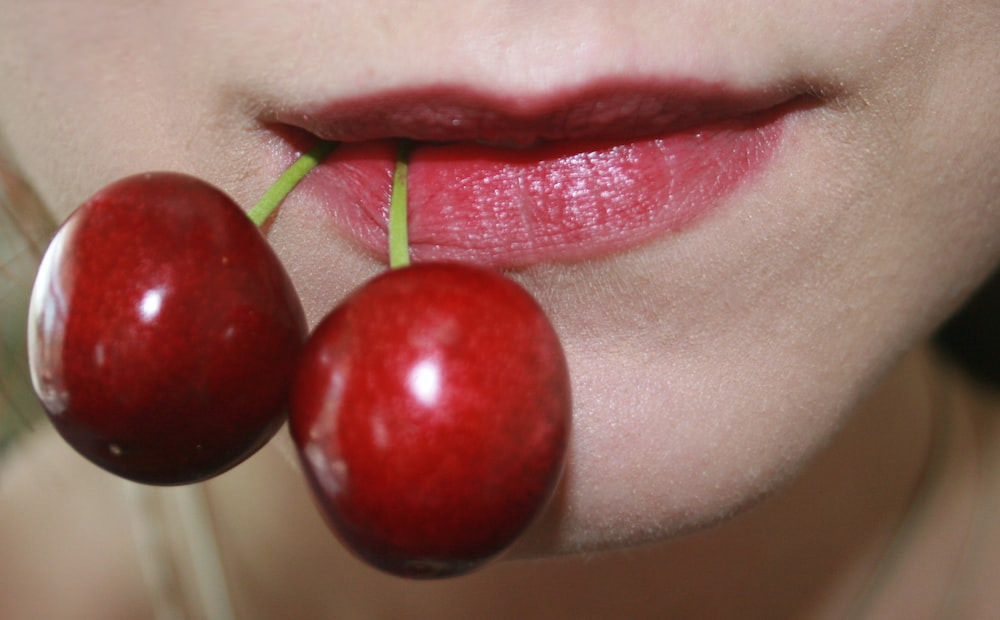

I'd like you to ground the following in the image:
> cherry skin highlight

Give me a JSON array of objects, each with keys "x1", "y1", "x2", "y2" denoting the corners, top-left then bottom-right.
[
  {"x1": 27, "y1": 172, "x2": 307, "y2": 485},
  {"x1": 290, "y1": 262, "x2": 571, "y2": 578}
]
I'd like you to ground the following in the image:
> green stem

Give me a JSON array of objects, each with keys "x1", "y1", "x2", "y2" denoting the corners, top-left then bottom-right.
[
  {"x1": 388, "y1": 140, "x2": 412, "y2": 269},
  {"x1": 247, "y1": 140, "x2": 338, "y2": 227}
]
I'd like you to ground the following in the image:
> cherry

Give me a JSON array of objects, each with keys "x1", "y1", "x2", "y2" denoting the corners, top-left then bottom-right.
[
  {"x1": 27, "y1": 171, "x2": 308, "y2": 484},
  {"x1": 290, "y1": 262, "x2": 571, "y2": 578}
]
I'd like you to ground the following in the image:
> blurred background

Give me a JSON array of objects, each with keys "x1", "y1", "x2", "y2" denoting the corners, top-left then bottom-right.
[{"x1": 1, "y1": 154, "x2": 51, "y2": 459}]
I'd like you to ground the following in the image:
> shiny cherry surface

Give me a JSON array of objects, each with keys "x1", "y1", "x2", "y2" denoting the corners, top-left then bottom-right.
[
  {"x1": 291, "y1": 262, "x2": 571, "y2": 578},
  {"x1": 28, "y1": 172, "x2": 307, "y2": 485}
]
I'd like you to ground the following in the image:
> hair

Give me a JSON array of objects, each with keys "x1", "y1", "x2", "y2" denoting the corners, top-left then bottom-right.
[{"x1": 935, "y1": 266, "x2": 1000, "y2": 388}]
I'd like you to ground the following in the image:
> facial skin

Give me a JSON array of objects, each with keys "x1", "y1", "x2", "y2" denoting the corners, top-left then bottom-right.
[{"x1": 2, "y1": 0, "x2": 1000, "y2": 592}]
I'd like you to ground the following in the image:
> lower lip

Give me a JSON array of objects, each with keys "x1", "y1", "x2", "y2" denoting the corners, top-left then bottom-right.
[{"x1": 288, "y1": 109, "x2": 787, "y2": 268}]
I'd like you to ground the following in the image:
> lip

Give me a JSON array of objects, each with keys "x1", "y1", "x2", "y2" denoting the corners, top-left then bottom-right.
[{"x1": 267, "y1": 81, "x2": 798, "y2": 268}]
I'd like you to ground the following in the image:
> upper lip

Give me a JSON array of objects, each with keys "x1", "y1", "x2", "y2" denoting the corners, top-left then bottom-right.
[{"x1": 264, "y1": 79, "x2": 801, "y2": 147}]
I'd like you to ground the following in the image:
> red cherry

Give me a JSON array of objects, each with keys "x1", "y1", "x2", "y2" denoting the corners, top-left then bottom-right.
[
  {"x1": 290, "y1": 262, "x2": 570, "y2": 578},
  {"x1": 27, "y1": 172, "x2": 307, "y2": 485}
]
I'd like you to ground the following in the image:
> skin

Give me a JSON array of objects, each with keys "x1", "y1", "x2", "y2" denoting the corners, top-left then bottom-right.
[{"x1": 2, "y1": 1, "x2": 1000, "y2": 617}]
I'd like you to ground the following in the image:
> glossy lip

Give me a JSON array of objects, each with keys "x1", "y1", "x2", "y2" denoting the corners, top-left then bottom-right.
[{"x1": 267, "y1": 81, "x2": 799, "y2": 268}]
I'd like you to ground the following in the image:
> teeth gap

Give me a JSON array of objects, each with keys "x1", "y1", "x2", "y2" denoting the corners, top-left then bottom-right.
[
  {"x1": 472, "y1": 138, "x2": 545, "y2": 149},
  {"x1": 403, "y1": 137, "x2": 547, "y2": 150}
]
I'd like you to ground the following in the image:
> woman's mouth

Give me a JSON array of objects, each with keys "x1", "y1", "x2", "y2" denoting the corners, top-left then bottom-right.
[{"x1": 265, "y1": 81, "x2": 801, "y2": 268}]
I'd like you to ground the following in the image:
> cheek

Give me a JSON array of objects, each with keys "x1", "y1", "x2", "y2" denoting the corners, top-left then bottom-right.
[{"x1": 0, "y1": 3, "x2": 267, "y2": 224}]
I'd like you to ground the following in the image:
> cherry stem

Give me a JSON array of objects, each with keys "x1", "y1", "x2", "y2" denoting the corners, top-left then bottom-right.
[
  {"x1": 247, "y1": 140, "x2": 339, "y2": 227},
  {"x1": 388, "y1": 140, "x2": 413, "y2": 269}
]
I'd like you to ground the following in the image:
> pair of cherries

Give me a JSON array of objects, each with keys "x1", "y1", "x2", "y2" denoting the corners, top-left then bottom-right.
[{"x1": 26, "y1": 142, "x2": 571, "y2": 578}]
